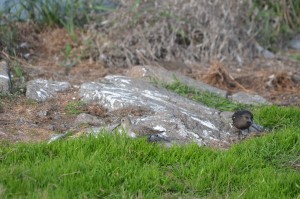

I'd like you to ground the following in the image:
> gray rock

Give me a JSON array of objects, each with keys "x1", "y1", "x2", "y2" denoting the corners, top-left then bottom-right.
[
  {"x1": 26, "y1": 79, "x2": 71, "y2": 102},
  {"x1": 128, "y1": 65, "x2": 228, "y2": 97},
  {"x1": 262, "y1": 49, "x2": 275, "y2": 59},
  {"x1": 0, "y1": 61, "x2": 12, "y2": 93},
  {"x1": 288, "y1": 34, "x2": 300, "y2": 50},
  {"x1": 74, "y1": 113, "x2": 104, "y2": 126},
  {"x1": 36, "y1": 110, "x2": 49, "y2": 117},
  {"x1": 86, "y1": 126, "x2": 117, "y2": 137},
  {"x1": 120, "y1": 116, "x2": 164, "y2": 138},
  {"x1": 292, "y1": 74, "x2": 300, "y2": 84},
  {"x1": 148, "y1": 134, "x2": 170, "y2": 142},
  {"x1": 0, "y1": 130, "x2": 8, "y2": 138},
  {"x1": 87, "y1": 127, "x2": 104, "y2": 136},
  {"x1": 48, "y1": 131, "x2": 73, "y2": 144},
  {"x1": 60, "y1": 123, "x2": 69, "y2": 131},
  {"x1": 53, "y1": 114, "x2": 61, "y2": 120},
  {"x1": 219, "y1": 111, "x2": 234, "y2": 124},
  {"x1": 230, "y1": 92, "x2": 271, "y2": 105},
  {"x1": 255, "y1": 43, "x2": 275, "y2": 58},
  {"x1": 16, "y1": 117, "x2": 29, "y2": 125},
  {"x1": 46, "y1": 125, "x2": 55, "y2": 131},
  {"x1": 79, "y1": 75, "x2": 237, "y2": 147}
]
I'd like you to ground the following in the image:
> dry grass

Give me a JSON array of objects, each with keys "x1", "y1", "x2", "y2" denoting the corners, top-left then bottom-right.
[
  {"x1": 87, "y1": 0, "x2": 259, "y2": 68},
  {"x1": 203, "y1": 61, "x2": 248, "y2": 93}
]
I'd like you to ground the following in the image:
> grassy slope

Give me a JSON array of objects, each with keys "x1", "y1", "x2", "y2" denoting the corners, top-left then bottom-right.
[
  {"x1": 0, "y1": 82, "x2": 300, "y2": 198},
  {"x1": 1, "y1": 0, "x2": 299, "y2": 197},
  {"x1": 164, "y1": 79, "x2": 250, "y2": 111},
  {"x1": 0, "y1": 106, "x2": 300, "y2": 198}
]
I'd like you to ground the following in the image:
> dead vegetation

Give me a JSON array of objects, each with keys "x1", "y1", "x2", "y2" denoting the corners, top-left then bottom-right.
[
  {"x1": 266, "y1": 73, "x2": 296, "y2": 92},
  {"x1": 87, "y1": 0, "x2": 260, "y2": 68},
  {"x1": 0, "y1": 0, "x2": 299, "y2": 107},
  {"x1": 203, "y1": 61, "x2": 248, "y2": 93},
  {"x1": 199, "y1": 60, "x2": 300, "y2": 105}
]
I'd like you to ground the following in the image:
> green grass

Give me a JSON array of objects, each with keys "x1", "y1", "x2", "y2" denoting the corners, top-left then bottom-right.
[
  {"x1": 0, "y1": 24, "x2": 18, "y2": 56},
  {"x1": 251, "y1": 0, "x2": 300, "y2": 51},
  {"x1": 1, "y1": 96, "x2": 300, "y2": 198},
  {"x1": 0, "y1": 127, "x2": 299, "y2": 198},
  {"x1": 289, "y1": 54, "x2": 300, "y2": 62},
  {"x1": 64, "y1": 101, "x2": 85, "y2": 115},
  {"x1": 165, "y1": 79, "x2": 250, "y2": 111},
  {"x1": 1, "y1": 0, "x2": 116, "y2": 28},
  {"x1": 253, "y1": 105, "x2": 300, "y2": 131}
]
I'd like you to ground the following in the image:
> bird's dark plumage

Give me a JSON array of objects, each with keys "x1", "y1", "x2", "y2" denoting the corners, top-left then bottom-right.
[
  {"x1": 232, "y1": 110, "x2": 254, "y2": 139},
  {"x1": 232, "y1": 110, "x2": 254, "y2": 131},
  {"x1": 231, "y1": 110, "x2": 255, "y2": 140}
]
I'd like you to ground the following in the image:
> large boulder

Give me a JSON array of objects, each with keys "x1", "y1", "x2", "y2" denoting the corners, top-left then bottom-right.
[
  {"x1": 80, "y1": 75, "x2": 238, "y2": 147},
  {"x1": 231, "y1": 92, "x2": 271, "y2": 105},
  {"x1": 128, "y1": 65, "x2": 228, "y2": 97},
  {"x1": 26, "y1": 79, "x2": 71, "y2": 102}
]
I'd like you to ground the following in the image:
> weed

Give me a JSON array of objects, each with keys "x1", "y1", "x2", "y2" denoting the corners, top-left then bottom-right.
[
  {"x1": 289, "y1": 54, "x2": 300, "y2": 62},
  {"x1": 7, "y1": 60, "x2": 27, "y2": 94},
  {"x1": 0, "y1": 93, "x2": 17, "y2": 101},
  {"x1": 12, "y1": 65, "x2": 24, "y2": 79},
  {"x1": 64, "y1": 101, "x2": 85, "y2": 115},
  {"x1": 63, "y1": 43, "x2": 72, "y2": 60},
  {"x1": 60, "y1": 42, "x2": 79, "y2": 70},
  {"x1": 0, "y1": 24, "x2": 18, "y2": 55},
  {"x1": 24, "y1": 99, "x2": 38, "y2": 106}
]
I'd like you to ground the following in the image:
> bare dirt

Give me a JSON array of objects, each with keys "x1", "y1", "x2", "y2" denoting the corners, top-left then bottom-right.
[{"x1": 0, "y1": 27, "x2": 299, "y2": 144}]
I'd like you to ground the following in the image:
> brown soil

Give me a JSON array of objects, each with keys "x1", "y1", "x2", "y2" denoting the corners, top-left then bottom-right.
[{"x1": 0, "y1": 27, "x2": 300, "y2": 144}]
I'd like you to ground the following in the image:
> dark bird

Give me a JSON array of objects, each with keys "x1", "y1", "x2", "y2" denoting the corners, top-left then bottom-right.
[{"x1": 232, "y1": 110, "x2": 255, "y2": 139}]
